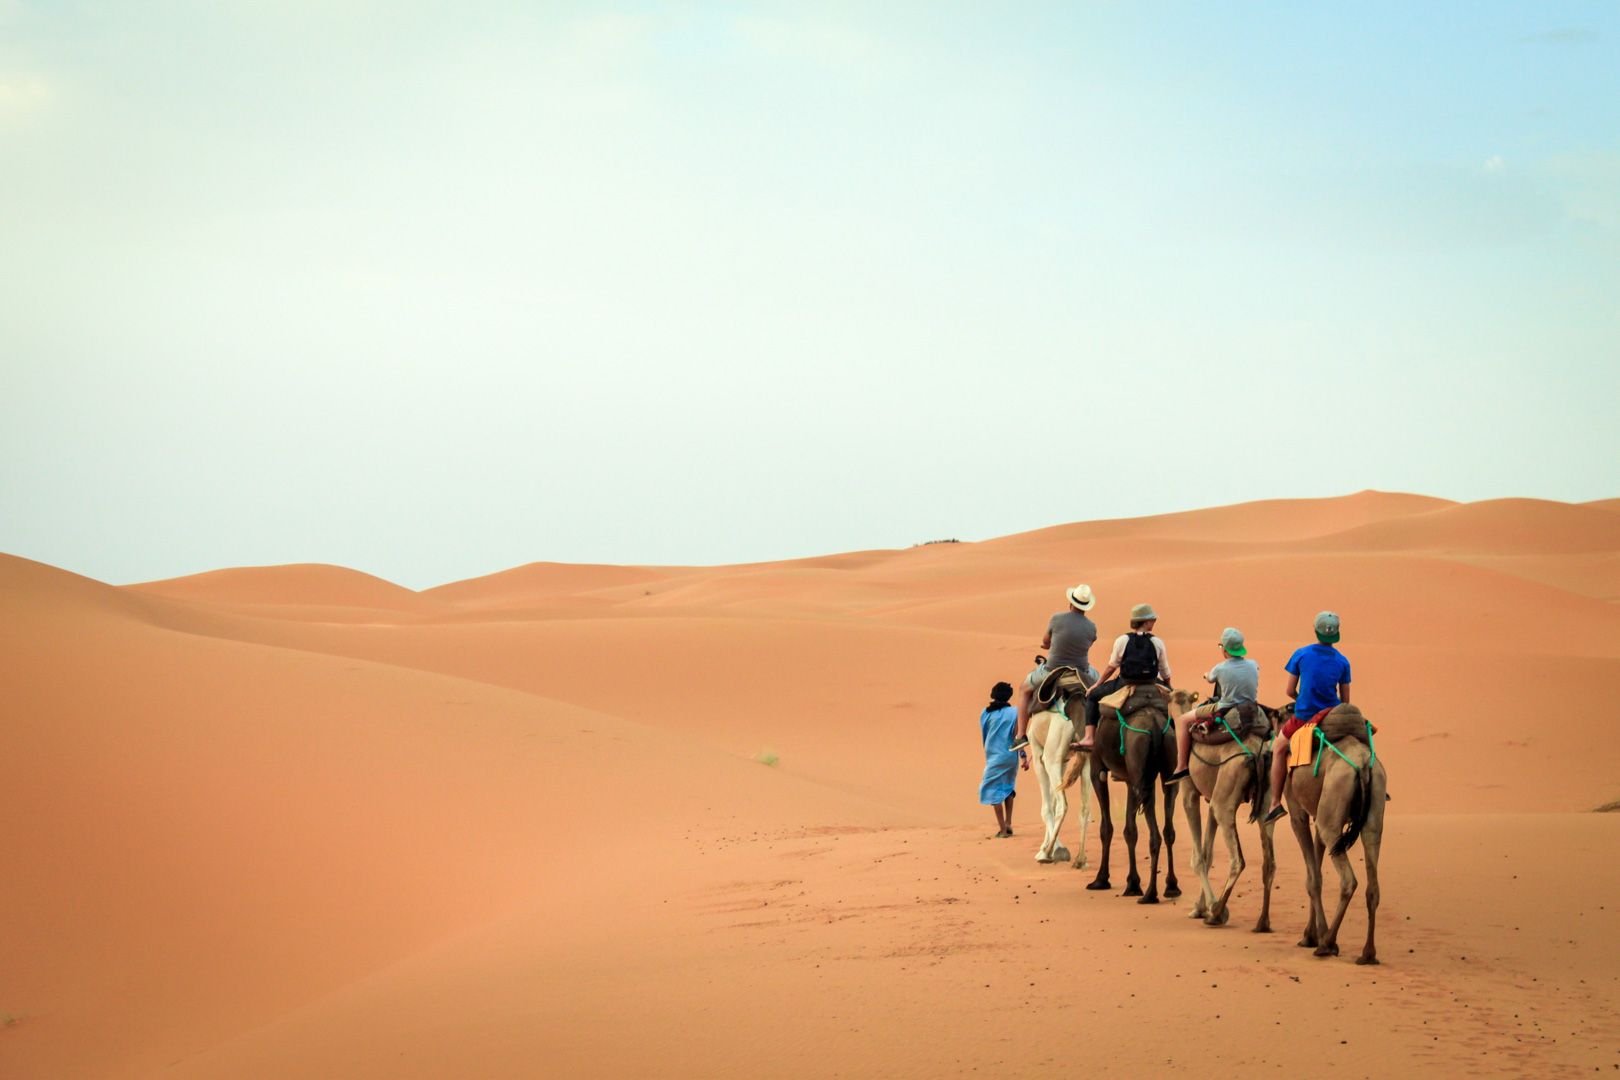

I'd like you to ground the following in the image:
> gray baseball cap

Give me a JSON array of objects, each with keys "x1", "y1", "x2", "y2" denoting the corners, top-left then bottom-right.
[
  {"x1": 1314, "y1": 611, "x2": 1341, "y2": 644},
  {"x1": 1219, "y1": 627, "x2": 1247, "y2": 657}
]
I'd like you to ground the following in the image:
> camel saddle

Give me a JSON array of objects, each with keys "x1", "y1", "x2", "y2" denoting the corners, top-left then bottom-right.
[
  {"x1": 1190, "y1": 702, "x2": 1267, "y2": 746},
  {"x1": 1317, "y1": 703, "x2": 1373, "y2": 744},
  {"x1": 1109, "y1": 682, "x2": 1169, "y2": 717},
  {"x1": 1288, "y1": 705, "x2": 1375, "y2": 773},
  {"x1": 1036, "y1": 665, "x2": 1092, "y2": 707}
]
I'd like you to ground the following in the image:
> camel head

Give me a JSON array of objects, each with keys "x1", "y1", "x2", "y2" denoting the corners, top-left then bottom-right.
[{"x1": 1168, "y1": 687, "x2": 1199, "y2": 716}]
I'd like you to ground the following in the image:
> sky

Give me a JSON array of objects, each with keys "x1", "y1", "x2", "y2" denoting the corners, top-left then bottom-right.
[{"x1": 2, "y1": 1, "x2": 1617, "y2": 588}]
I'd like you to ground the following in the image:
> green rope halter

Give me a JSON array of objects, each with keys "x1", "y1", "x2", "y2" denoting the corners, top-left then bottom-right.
[
  {"x1": 1215, "y1": 710, "x2": 1255, "y2": 758},
  {"x1": 1311, "y1": 719, "x2": 1379, "y2": 777},
  {"x1": 1115, "y1": 708, "x2": 1152, "y2": 755}
]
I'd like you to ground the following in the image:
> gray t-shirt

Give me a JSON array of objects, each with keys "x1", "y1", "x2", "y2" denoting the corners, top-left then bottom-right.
[
  {"x1": 1046, "y1": 610, "x2": 1099, "y2": 673},
  {"x1": 1207, "y1": 657, "x2": 1260, "y2": 709}
]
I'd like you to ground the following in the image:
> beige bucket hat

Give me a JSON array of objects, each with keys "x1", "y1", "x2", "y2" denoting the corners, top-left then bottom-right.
[
  {"x1": 1129, "y1": 602, "x2": 1158, "y2": 623},
  {"x1": 1066, "y1": 583, "x2": 1096, "y2": 611}
]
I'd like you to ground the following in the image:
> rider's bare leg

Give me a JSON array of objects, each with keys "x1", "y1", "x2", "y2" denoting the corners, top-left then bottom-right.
[
  {"x1": 1009, "y1": 687, "x2": 1035, "y2": 750},
  {"x1": 1268, "y1": 740, "x2": 1290, "y2": 806},
  {"x1": 1170, "y1": 708, "x2": 1199, "y2": 775}
]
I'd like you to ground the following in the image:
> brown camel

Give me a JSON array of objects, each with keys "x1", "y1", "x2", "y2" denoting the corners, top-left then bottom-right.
[
  {"x1": 1083, "y1": 684, "x2": 1180, "y2": 903},
  {"x1": 1282, "y1": 703, "x2": 1387, "y2": 963},
  {"x1": 1179, "y1": 693, "x2": 1280, "y2": 931}
]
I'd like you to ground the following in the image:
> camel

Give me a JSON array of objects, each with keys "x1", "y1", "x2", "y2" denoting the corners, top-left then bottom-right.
[
  {"x1": 1084, "y1": 684, "x2": 1180, "y2": 903},
  {"x1": 1282, "y1": 703, "x2": 1387, "y2": 963},
  {"x1": 1026, "y1": 705, "x2": 1093, "y2": 869},
  {"x1": 1179, "y1": 694, "x2": 1281, "y2": 931}
]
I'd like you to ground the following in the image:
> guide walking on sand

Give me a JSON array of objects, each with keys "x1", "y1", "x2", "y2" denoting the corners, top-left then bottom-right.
[{"x1": 978, "y1": 682, "x2": 1023, "y2": 837}]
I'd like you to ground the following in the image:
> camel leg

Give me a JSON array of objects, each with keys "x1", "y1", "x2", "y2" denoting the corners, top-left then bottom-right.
[
  {"x1": 1047, "y1": 760, "x2": 1070, "y2": 865},
  {"x1": 1071, "y1": 756, "x2": 1093, "y2": 871},
  {"x1": 1138, "y1": 780, "x2": 1162, "y2": 904},
  {"x1": 1033, "y1": 745, "x2": 1058, "y2": 862},
  {"x1": 1183, "y1": 787, "x2": 1212, "y2": 920},
  {"x1": 1305, "y1": 832, "x2": 1331, "y2": 952},
  {"x1": 1287, "y1": 794, "x2": 1323, "y2": 949},
  {"x1": 1356, "y1": 826, "x2": 1382, "y2": 965},
  {"x1": 1120, "y1": 787, "x2": 1142, "y2": 897},
  {"x1": 1316, "y1": 830, "x2": 1358, "y2": 959},
  {"x1": 1208, "y1": 788, "x2": 1244, "y2": 927},
  {"x1": 1035, "y1": 744, "x2": 1069, "y2": 863},
  {"x1": 1162, "y1": 779, "x2": 1181, "y2": 899},
  {"x1": 1254, "y1": 814, "x2": 1277, "y2": 934},
  {"x1": 1120, "y1": 730, "x2": 1149, "y2": 898},
  {"x1": 1086, "y1": 771, "x2": 1113, "y2": 891}
]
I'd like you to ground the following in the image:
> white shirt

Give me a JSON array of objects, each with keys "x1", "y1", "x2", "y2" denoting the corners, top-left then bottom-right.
[{"x1": 1106, "y1": 632, "x2": 1172, "y2": 681}]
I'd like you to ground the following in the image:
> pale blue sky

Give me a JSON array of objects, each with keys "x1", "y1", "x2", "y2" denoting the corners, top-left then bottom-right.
[{"x1": 2, "y1": 2, "x2": 1616, "y2": 587}]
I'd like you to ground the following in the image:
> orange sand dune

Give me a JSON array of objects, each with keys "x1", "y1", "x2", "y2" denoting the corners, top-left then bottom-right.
[
  {"x1": 421, "y1": 560, "x2": 679, "y2": 610},
  {"x1": 991, "y1": 490, "x2": 1454, "y2": 547},
  {"x1": 3, "y1": 493, "x2": 1618, "y2": 1079},
  {"x1": 1304, "y1": 497, "x2": 1620, "y2": 555},
  {"x1": 133, "y1": 563, "x2": 439, "y2": 615}
]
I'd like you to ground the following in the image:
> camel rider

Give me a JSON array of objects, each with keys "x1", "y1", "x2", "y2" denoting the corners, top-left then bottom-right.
[
  {"x1": 1009, "y1": 584, "x2": 1098, "y2": 752},
  {"x1": 1010, "y1": 654, "x2": 1048, "y2": 753},
  {"x1": 1263, "y1": 611, "x2": 1352, "y2": 824},
  {"x1": 1166, "y1": 627, "x2": 1259, "y2": 784},
  {"x1": 1075, "y1": 603, "x2": 1172, "y2": 750}
]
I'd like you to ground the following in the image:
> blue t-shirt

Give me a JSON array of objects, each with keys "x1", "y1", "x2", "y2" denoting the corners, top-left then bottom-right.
[{"x1": 1284, "y1": 643, "x2": 1352, "y2": 718}]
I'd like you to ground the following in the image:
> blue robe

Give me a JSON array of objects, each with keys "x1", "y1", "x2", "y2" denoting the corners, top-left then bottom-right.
[{"x1": 978, "y1": 705, "x2": 1019, "y2": 805}]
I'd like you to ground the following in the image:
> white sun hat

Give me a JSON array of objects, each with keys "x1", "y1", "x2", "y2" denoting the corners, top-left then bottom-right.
[{"x1": 1066, "y1": 583, "x2": 1096, "y2": 611}]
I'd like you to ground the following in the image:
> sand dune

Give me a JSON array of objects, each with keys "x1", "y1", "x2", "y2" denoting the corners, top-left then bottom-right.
[
  {"x1": 131, "y1": 563, "x2": 441, "y2": 618},
  {"x1": 3, "y1": 493, "x2": 1617, "y2": 1079},
  {"x1": 1303, "y1": 497, "x2": 1620, "y2": 556},
  {"x1": 421, "y1": 560, "x2": 678, "y2": 610},
  {"x1": 990, "y1": 490, "x2": 1455, "y2": 547}
]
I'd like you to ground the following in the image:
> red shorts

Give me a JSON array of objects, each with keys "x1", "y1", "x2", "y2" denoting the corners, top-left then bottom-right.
[{"x1": 1281, "y1": 707, "x2": 1334, "y2": 740}]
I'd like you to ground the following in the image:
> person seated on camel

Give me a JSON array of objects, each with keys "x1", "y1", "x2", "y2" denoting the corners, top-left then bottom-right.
[
  {"x1": 1074, "y1": 602, "x2": 1172, "y2": 750},
  {"x1": 1263, "y1": 611, "x2": 1352, "y2": 824},
  {"x1": 1009, "y1": 654, "x2": 1048, "y2": 752},
  {"x1": 1166, "y1": 627, "x2": 1259, "y2": 784},
  {"x1": 1008, "y1": 583, "x2": 1098, "y2": 752}
]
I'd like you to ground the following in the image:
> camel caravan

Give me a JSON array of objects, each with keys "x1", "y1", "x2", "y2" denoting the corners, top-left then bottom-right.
[{"x1": 1000, "y1": 588, "x2": 1386, "y2": 965}]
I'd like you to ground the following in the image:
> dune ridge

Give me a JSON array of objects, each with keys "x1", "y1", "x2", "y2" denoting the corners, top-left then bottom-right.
[{"x1": 3, "y1": 491, "x2": 1617, "y2": 1079}]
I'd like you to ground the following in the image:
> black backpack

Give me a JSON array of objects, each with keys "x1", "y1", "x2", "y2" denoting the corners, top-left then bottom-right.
[{"x1": 1119, "y1": 633, "x2": 1159, "y2": 681}]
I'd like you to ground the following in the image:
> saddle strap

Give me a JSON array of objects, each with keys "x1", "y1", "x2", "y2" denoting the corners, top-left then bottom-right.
[{"x1": 1216, "y1": 711, "x2": 1255, "y2": 756}]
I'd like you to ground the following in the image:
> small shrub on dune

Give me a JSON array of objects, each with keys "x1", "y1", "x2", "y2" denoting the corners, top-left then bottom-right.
[{"x1": 755, "y1": 751, "x2": 780, "y2": 767}]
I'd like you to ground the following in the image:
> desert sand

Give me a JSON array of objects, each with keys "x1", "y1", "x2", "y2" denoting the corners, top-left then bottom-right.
[{"x1": 3, "y1": 491, "x2": 1617, "y2": 1078}]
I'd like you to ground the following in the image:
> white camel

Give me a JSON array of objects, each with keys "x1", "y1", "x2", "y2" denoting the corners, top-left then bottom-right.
[{"x1": 1027, "y1": 701, "x2": 1094, "y2": 869}]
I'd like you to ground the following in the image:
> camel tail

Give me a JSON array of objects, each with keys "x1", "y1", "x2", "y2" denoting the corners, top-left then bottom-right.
[
  {"x1": 1061, "y1": 749, "x2": 1087, "y2": 792},
  {"x1": 1332, "y1": 756, "x2": 1375, "y2": 856},
  {"x1": 1246, "y1": 747, "x2": 1269, "y2": 825}
]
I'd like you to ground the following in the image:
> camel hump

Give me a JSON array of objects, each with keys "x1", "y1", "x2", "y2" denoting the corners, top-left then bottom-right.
[{"x1": 1319, "y1": 703, "x2": 1371, "y2": 745}]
